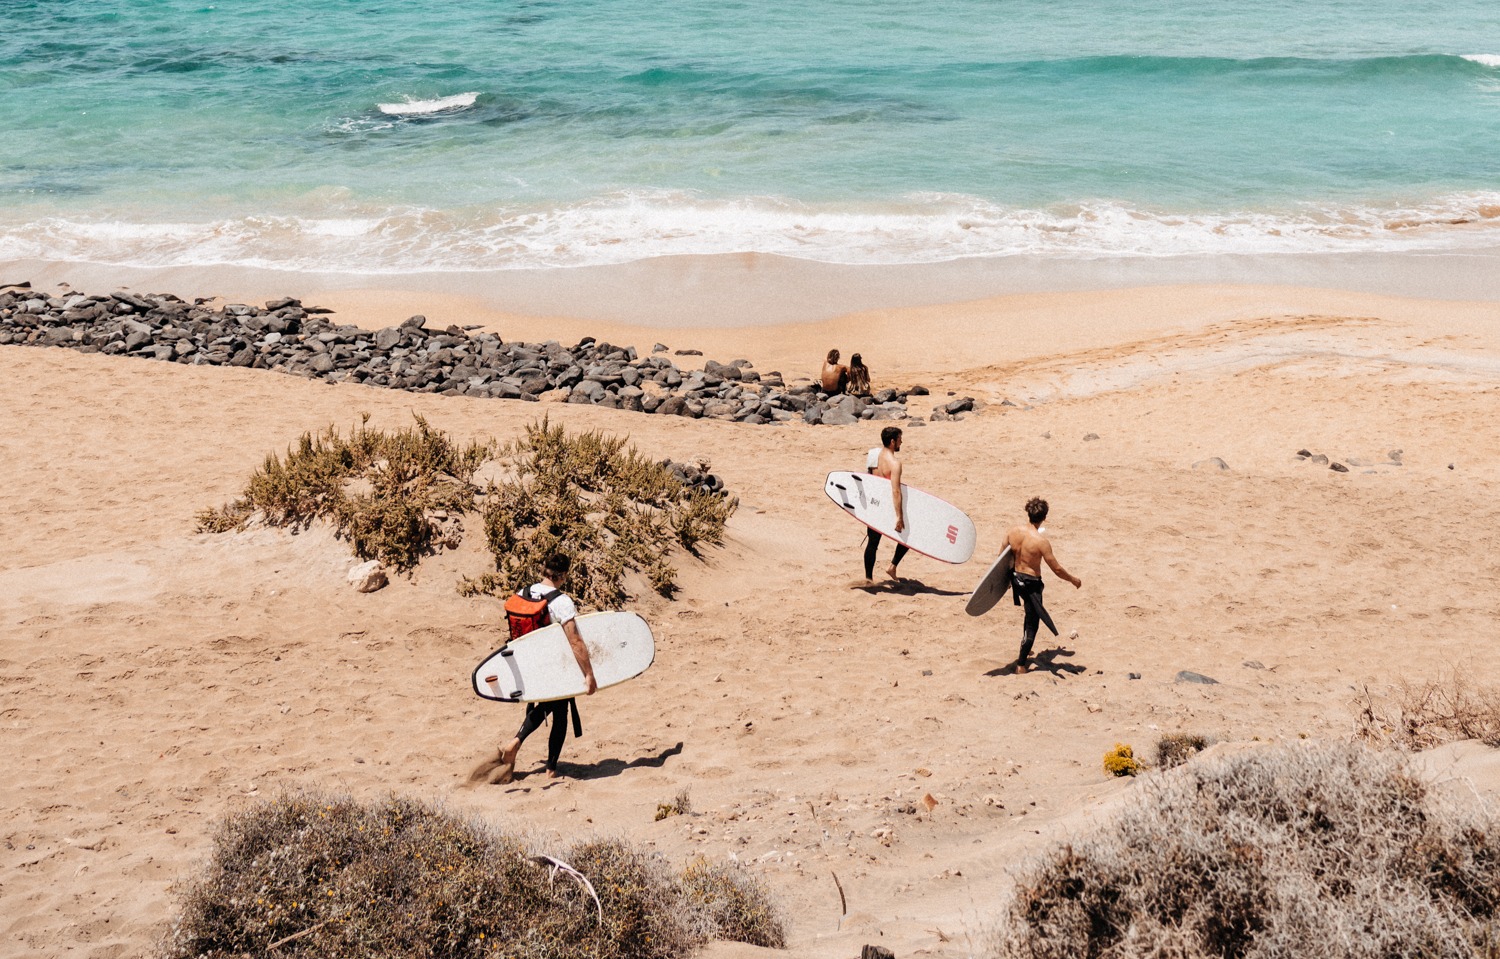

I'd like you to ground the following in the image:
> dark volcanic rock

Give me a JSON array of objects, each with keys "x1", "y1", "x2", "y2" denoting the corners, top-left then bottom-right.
[{"x1": 0, "y1": 286, "x2": 913, "y2": 427}]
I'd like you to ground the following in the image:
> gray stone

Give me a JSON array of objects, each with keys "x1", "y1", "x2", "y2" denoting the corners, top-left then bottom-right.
[
  {"x1": 822, "y1": 408, "x2": 859, "y2": 426},
  {"x1": 374, "y1": 327, "x2": 402, "y2": 350},
  {"x1": 1083, "y1": 433, "x2": 1100, "y2": 441},
  {"x1": 1388, "y1": 449, "x2": 1403, "y2": 465},
  {"x1": 1330, "y1": 462, "x2": 1349, "y2": 473},
  {"x1": 1310, "y1": 453, "x2": 1329, "y2": 465},
  {"x1": 309, "y1": 353, "x2": 335, "y2": 373},
  {"x1": 1193, "y1": 457, "x2": 1229, "y2": 471},
  {"x1": 1175, "y1": 671, "x2": 1219, "y2": 685},
  {"x1": 574, "y1": 379, "x2": 605, "y2": 401},
  {"x1": 944, "y1": 397, "x2": 974, "y2": 414},
  {"x1": 400, "y1": 314, "x2": 428, "y2": 330}
]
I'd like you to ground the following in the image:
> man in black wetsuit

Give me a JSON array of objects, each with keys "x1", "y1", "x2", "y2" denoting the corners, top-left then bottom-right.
[{"x1": 1005, "y1": 497, "x2": 1082, "y2": 673}]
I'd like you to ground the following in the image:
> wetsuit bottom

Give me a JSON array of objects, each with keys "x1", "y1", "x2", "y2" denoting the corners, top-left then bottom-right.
[
  {"x1": 865, "y1": 526, "x2": 909, "y2": 579},
  {"x1": 514, "y1": 699, "x2": 574, "y2": 772},
  {"x1": 1011, "y1": 571, "x2": 1056, "y2": 662}
]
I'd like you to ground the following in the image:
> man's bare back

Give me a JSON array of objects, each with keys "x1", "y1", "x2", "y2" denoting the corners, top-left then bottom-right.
[
  {"x1": 1006, "y1": 524, "x2": 1081, "y2": 586},
  {"x1": 1005, "y1": 498, "x2": 1081, "y2": 673}
]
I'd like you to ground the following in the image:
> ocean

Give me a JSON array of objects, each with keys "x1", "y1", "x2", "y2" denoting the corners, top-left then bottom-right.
[{"x1": 3, "y1": 0, "x2": 1499, "y2": 274}]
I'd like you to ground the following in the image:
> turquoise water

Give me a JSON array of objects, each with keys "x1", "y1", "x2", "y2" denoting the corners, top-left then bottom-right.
[{"x1": 2, "y1": 0, "x2": 1499, "y2": 270}]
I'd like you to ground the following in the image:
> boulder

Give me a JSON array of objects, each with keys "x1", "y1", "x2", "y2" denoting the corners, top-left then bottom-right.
[{"x1": 348, "y1": 560, "x2": 388, "y2": 593}]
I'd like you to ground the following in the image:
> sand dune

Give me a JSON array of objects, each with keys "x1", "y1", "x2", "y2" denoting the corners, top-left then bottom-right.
[{"x1": 2, "y1": 283, "x2": 1498, "y2": 958}]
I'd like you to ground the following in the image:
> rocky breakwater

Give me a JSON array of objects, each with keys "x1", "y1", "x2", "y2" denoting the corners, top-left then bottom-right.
[{"x1": 0, "y1": 286, "x2": 915, "y2": 426}]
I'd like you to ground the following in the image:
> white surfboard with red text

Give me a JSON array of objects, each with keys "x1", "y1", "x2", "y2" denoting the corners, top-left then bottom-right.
[{"x1": 824, "y1": 470, "x2": 976, "y2": 564}]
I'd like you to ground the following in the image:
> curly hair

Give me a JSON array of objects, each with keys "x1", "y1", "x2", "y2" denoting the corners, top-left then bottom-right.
[{"x1": 1025, "y1": 497, "x2": 1049, "y2": 525}]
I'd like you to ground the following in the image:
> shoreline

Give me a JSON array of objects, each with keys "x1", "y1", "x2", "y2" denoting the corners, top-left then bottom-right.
[{"x1": 6, "y1": 247, "x2": 1500, "y2": 332}]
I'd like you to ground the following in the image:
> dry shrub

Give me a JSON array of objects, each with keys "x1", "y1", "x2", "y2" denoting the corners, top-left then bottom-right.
[
  {"x1": 462, "y1": 417, "x2": 738, "y2": 607},
  {"x1": 162, "y1": 791, "x2": 784, "y2": 959},
  {"x1": 197, "y1": 414, "x2": 488, "y2": 571},
  {"x1": 680, "y1": 856, "x2": 788, "y2": 949},
  {"x1": 655, "y1": 789, "x2": 693, "y2": 822},
  {"x1": 1155, "y1": 733, "x2": 1210, "y2": 770},
  {"x1": 1353, "y1": 671, "x2": 1500, "y2": 750},
  {"x1": 992, "y1": 740, "x2": 1500, "y2": 959},
  {"x1": 201, "y1": 415, "x2": 736, "y2": 601}
]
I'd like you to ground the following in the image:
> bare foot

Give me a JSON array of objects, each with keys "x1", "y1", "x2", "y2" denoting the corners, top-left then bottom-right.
[
  {"x1": 885, "y1": 564, "x2": 904, "y2": 581},
  {"x1": 1014, "y1": 661, "x2": 1029, "y2": 674},
  {"x1": 546, "y1": 768, "x2": 567, "y2": 780},
  {"x1": 489, "y1": 740, "x2": 519, "y2": 785}
]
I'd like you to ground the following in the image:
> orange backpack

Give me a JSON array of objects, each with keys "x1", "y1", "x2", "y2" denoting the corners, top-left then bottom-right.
[{"x1": 503, "y1": 587, "x2": 561, "y2": 640}]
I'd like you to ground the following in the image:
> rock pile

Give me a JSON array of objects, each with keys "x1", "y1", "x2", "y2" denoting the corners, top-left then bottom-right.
[{"x1": 0, "y1": 286, "x2": 915, "y2": 426}]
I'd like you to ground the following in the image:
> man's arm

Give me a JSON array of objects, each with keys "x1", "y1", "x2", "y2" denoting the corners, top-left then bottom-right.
[
  {"x1": 562, "y1": 619, "x2": 598, "y2": 694},
  {"x1": 1042, "y1": 540, "x2": 1082, "y2": 588},
  {"x1": 889, "y1": 458, "x2": 905, "y2": 533}
]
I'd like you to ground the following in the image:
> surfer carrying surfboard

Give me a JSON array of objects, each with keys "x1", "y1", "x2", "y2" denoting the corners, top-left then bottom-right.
[
  {"x1": 864, "y1": 426, "x2": 910, "y2": 583},
  {"x1": 1005, "y1": 498, "x2": 1082, "y2": 673},
  {"x1": 495, "y1": 554, "x2": 596, "y2": 782}
]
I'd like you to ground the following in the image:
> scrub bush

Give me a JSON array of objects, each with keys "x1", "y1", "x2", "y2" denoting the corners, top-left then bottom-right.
[
  {"x1": 1101, "y1": 743, "x2": 1142, "y2": 777},
  {"x1": 460, "y1": 417, "x2": 738, "y2": 607},
  {"x1": 200, "y1": 415, "x2": 736, "y2": 600},
  {"x1": 680, "y1": 856, "x2": 788, "y2": 949},
  {"x1": 992, "y1": 740, "x2": 1500, "y2": 959},
  {"x1": 1155, "y1": 733, "x2": 1210, "y2": 770},
  {"x1": 196, "y1": 413, "x2": 487, "y2": 571},
  {"x1": 162, "y1": 791, "x2": 783, "y2": 959},
  {"x1": 1353, "y1": 672, "x2": 1500, "y2": 750}
]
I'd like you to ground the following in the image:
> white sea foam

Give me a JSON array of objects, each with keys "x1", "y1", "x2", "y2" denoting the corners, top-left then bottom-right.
[
  {"x1": 1461, "y1": 54, "x2": 1500, "y2": 67},
  {"x1": 3, "y1": 192, "x2": 1499, "y2": 273},
  {"x1": 376, "y1": 92, "x2": 479, "y2": 116}
]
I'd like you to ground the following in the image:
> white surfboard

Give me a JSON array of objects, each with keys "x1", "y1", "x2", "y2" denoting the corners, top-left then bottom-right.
[
  {"x1": 824, "y1": 470, "x2": 976, "y2": 564},
  {"x1": 965, "y1": 546, "x2": 1014, "y2": 616},
  {"x1": 472, "y1": 611, "x2": 655, "y2": 704}
]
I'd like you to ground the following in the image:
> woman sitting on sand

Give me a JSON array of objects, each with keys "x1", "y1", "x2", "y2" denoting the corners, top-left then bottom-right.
[
  {"x1": 820, "y1": 348, "x2": 848, "y2": 394},
  {"x1": 847, "y1": 353, "x2": 871, "y2": 396}
]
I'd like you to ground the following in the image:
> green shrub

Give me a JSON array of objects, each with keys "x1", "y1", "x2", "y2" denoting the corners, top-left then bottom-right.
[
  {"x1": 162, "y1": 791, "x2": 785, "y2": 959},
  {"x1": 993, "y1": 740, "x2": 1500, "y2": 959},
  {"x1": 197, "y1": 414, "x2": 488, "y2": 571},
  {"x1": 463, "y1": 418, "x2": 737, "y2": 607},
  {"x1": 202, "y1": 415, "x2": 736, "y2": 601}
]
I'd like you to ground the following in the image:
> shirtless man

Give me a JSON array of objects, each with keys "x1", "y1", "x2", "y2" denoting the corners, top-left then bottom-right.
[
  {"x1": 1005, "y1": 497, "x2": 1081, "y2": 672},
  {"x1": 864, "y1": 425, "x2": 909, "y2": 582},
  {"x1": 820, "y1": 348, "x2": 848, "y2": 394}
]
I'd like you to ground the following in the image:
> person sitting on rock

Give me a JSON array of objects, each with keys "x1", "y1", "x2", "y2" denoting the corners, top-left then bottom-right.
[
  {"x1": 820, "y1": 348, "x2": 848, "y2": 394},
  {"x1": 847, "y1": 353, "x2": 871, "y2": 396}
]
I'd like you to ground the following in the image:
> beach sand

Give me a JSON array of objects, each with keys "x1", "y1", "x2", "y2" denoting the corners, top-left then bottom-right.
[{"x1": 2, "y1": 274, "x2": 1499, "y2": 958}]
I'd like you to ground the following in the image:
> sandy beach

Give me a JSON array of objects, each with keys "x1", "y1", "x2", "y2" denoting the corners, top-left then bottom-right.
[{"x1": 3, "y1": 268, "x2": 1500, "y2": 958}]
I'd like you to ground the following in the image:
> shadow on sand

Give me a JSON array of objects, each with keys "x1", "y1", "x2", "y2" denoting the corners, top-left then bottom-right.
[
  {"x1": 854, "y1": 577, "x2": 968, "y2": 597},
  {"x1": 467, "y1": 742, "x2": 685, "y2": 789},
  {"x1": 987, "y1": 645, "x2": 1087, "y2": 678}
]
